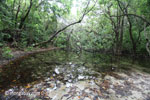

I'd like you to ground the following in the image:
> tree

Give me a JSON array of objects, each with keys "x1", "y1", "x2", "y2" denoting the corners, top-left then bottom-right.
[{"x1": 34, "y1": 0, "x2": 97, "y2": 47}]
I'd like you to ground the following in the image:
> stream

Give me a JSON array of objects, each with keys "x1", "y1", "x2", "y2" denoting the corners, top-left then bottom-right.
[{"x1": 0, "y1": 50, "x2": 150, "y2": 100}]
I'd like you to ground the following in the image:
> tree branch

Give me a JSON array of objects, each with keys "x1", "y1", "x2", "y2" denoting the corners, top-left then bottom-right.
[
  {"x1": 34, "y1": 0, "x2": 97, "y2": 47},
  {"x1": 111, "y1": 14, "x2": 150, "y2": 25}
]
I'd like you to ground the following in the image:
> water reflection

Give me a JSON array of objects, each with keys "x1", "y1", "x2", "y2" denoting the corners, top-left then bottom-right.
[{"x1": 0, "y1": 50, "x2": 150, "y2": 93}]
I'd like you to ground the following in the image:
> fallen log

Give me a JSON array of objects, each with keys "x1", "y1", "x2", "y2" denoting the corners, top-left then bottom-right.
[{"x1": 0, "y1": 47, "x2": 60, "y2": 68}]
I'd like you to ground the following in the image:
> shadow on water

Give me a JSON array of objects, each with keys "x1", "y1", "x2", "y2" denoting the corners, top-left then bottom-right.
[{"x1": 0, "y1": 50, "x2": 150, "y2": 93}]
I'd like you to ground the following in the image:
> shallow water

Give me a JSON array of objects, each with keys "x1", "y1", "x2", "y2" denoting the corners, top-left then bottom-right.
[{"x1": 0, "y1": 50, "x2": 150, "y2": 99}]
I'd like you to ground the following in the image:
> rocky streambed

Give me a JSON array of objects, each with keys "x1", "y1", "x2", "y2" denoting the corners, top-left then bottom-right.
[
  {"x1": 0, "y1": 50, "x2": 150, "y2": 100},
  {"x1": 1, "y1": 68, "x2": 150, "y2": 100}
]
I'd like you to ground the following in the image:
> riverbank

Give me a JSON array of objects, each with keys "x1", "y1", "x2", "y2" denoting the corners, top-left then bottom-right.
[{"x1": 0, "y1": 47, "x2": 59, "y2": 68}]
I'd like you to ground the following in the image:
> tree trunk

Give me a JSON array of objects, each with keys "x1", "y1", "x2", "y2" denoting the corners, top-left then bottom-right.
[
  {"x1": 116, "y1": 0, "x2": 136, "y2": 55},
  {"x1": 144, "y1": 23, "x2": 150, "y2": 56},
  {"x1": 19, "y1": 0, "x2": 33, "y2": 29},
  {"x1": 15, "y1": 0, "x2": 21, "y2": 28},
  {"x1": 146, "y1": 40, "x2": 150, "y2": 56},
  {"x1": 12, "y1": 0, "x2": 16, "y2": 20},
  {"x1": 106, "y1": 5, "x2": 124, "y2": 55},
  {"x1": 126, "y1": 12, "x2": 136, "y2": 55}
]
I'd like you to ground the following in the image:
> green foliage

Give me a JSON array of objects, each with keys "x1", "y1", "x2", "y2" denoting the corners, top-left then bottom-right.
[
  {"x1": 0, "y1": 43, "x2": 3, "y2": 47},
  {"x1": 0, "y1": 0, "x2": 72, "y2": 47},
  {"x1": 24, "y1": 46, "x2": 34, "y2": 52},
  {"x1": 54, "y1": 32, "x2": 67, "y2": 48},
  {"x1": 2, "y1": 47, "x2": 13, "y2": 59},
  {"x1": 0, "y1": 0, "x2": 150, "y2": 55}
]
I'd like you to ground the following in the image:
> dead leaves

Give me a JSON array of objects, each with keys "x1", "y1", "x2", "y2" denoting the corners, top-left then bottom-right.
[
  {"x1": 101, "y1": 80, "x2": 110, "y2": 90},
  {"x1": 108, "y1": 72, "x2": 123, "y2": 79},
  {"x1": 95, "y1": 79, "x2": 110, "y2": 91},
  {"x1": 25, "y1": 84, "x2": 31, "y2": 89},
  {"x1": 12, "y1": 80, "x2": 17, "y2": 82}
]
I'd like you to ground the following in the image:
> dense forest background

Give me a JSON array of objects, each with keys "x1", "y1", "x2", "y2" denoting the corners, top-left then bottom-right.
[{"x1": 0, "y1": 0, "x2": 150, "y2": 57}]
